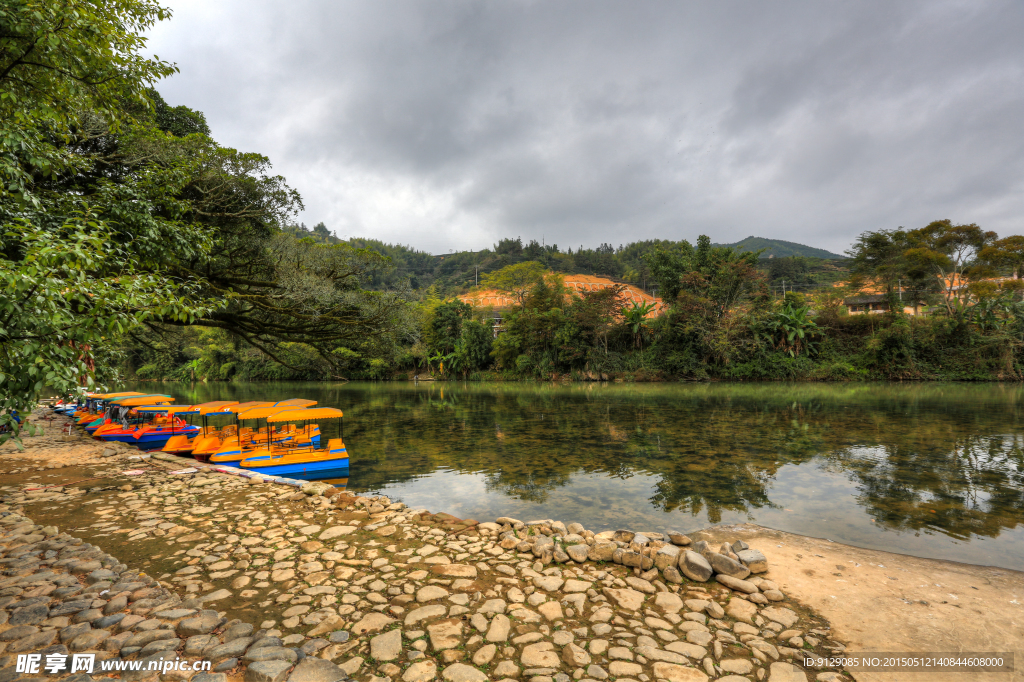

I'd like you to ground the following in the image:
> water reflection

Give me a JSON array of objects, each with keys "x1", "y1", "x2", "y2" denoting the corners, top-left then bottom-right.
[{"x1": 132, "y1": 381, "x2": 1024, "y2": 569}]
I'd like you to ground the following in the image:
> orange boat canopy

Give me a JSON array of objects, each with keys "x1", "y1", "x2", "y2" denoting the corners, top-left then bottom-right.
[
  {"x1": 194, "y1": 401, "x2": 240, "y2": 415},
  {"x1": 87, "y1": 391, "x2": 146, "y2": 399},
  {"x1": 111, "y1": 395, "x2": 174, "y2": 407},
  {"x1": 237, "y1": 406, "x2": 308, "y2": 420},
  {"x1": 267, "y1": 408, "x2": 342, "y2": 423},
  {"x1": 134, "y1": 405, "x2": 200, "y2": 414},
  {"x1": 273, "y1": 399, "x2": 318, "y2": 407}
]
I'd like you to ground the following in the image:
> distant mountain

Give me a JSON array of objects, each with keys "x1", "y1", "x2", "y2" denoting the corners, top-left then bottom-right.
[{"x1": 713, "y1": 236, "x2": 845, "y2": 260}]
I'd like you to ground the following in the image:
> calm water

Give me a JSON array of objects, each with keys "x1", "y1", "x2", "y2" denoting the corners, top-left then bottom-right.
[{"x1": 125, "y1": 381, "x2": 1024, "y2": 570}]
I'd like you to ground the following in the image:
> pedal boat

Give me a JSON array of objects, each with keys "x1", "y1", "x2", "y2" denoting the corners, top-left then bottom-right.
[
  {"x1": 160, "y1": 401, "x2": 240, "y2": 455},
  {"x1": 233, "y1": 408, "x2": 349, "y2": 480},
  {"x1": 129, "y1": 405, "x2": 202, "y2": 450},
  {"x1": 208, "y1": 404, "x2": 320, "y2": 464}
]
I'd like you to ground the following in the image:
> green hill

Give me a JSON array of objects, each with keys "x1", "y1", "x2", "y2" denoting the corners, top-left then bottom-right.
[{"x1": 713, "y1": 236, "x2": 845, "y2": 260}]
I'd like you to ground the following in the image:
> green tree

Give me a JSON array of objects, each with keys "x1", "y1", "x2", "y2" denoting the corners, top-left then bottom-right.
[
  {"x1": 904, "y1": 220, "x2": 996, "y2": 315},
  {"x1": 427, "y1": 300, "x2": 472, "y2": 356},
  {"x1": 479, "y1": 261, "x2": 547, "y2": 307}
]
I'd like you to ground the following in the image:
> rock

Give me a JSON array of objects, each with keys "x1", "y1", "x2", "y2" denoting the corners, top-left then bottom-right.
[
  {"x1": 563, "y1": 579, "x2": 591, "y2": 593},
  {"x1": 493, "y1": 661, "x2": 520, "y2": 678},
  {"x1": 472, "y1": 643, "x2": 497, "y2": 665},
  {"x1": 624, "y1": 576, "x2": 656, "y2": 594},
  {"x1": 533, "y1": 576, "x2": 564, "y2": 591},
  {"x1": 370, "y1": 629, "x2": 402, "y2": 661},
  {"x1": 441, "y1": 663, "x2": 488, "y2": 682},
  {"x1": 565, "y1": 544, "x2": 589, "y2": 562},
  {"x1": 761, "y1": 607, "x2": 800, "y2": 628},
  {"x1": 680, "y1": 551, "x2": 713, "y2": 582},
  {"x1": 478, "y1": 599, "x2": 507, "y2": 615},
  {"x1": 430, "y1": 564, "x2": 477, "y2": 578},
  {"x1": 724, "y1": 599, "x2": 757, "y2": 624},
  {"x1": 319, "y1": 526, "x2": 357, "y2": 540},
  {"x1": 521, "y1": 642, "x2": 560, "y2": 667},
  {"x1": 736, "y1": 549, "x2": 768, "y2": 573},
  {"x1": 244, "y1": 660, "x2": 292, "y2": 682},
  {"x1": 562, "y1": 642, "x2": 591, "y2": 667},
  {"x1": 665, "y1": 642, "x2": 708, "y2": 659},
  {"x1": 666, "y1": 531, "x2": 691, "y2": 546},
  {"x1": 338, "y1": 657, "x2": 363, "y2": 675},
  {"x1": 608, "y1": 661, "x2": 643, "y2": 677},
  {"x1": 417, "y1": 586, "x2": 450, "y2": 602},
  {"x1": 403, "y1": 660, "x2": 438, "y2": 682},
  {"x1": 721, "y1": 659, "x2": 754, "y2": 674},
  {"x1": 769, "y1": 662, "x2": 808, "y2": 681},
  {"x1": 587, "y1": 543, "x2": 616, "y2": 562},
  {"x1": 704, "y1": 601, "x2": 725, "y2": 619},
  {"x1": 427, "y1": 619, "x2": 463, "y2": 651},
  {"x1": 602, "y1": 587, "x2": 645, "y2": 611},
  {"x1": 289, "y1": 657, "x2": 349, "y2": 682},
  {"x1": 662, "y1": 566, "x2": 684, "y2": 584},
  {"x1": 405, "y1": 605, "x2": 447, "y2": 627},
  {"x1": 612, "y1": 530, "x2": 635, "y2": 543},
  {"x1": 651, "y1": 663, "x2": 708, "y2": 682},
  {"x1": 654, "y1": 544, "x2": 680, "y2": 569},
  {"x1": 538, "y1": 601, "x2": 563, "y2": 621},
  {"x1": 244, "y1": 647, "x2": 299, "y2": 663},
  {"x1": 715, "y1": 574, "x2": 758, "y2": 594},
  {"x1": 707, "y1": 552, "x2": 751, "y2": 579},
  {"x1": 351, "y1": 613, "x2": 396, "y2": 635},
  {"x1": 485, "y1": 614, "x2": 511, "y2": 642}
]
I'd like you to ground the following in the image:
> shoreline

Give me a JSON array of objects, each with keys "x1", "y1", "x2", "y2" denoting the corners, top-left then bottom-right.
[{"x1": 1, "y1": 410, "x2": 1020, "y2": 682}]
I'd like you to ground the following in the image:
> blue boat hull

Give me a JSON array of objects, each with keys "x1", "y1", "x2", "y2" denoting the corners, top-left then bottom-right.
[{"x1": 238, "y1": 457, "x2": 350, "y2": 480}]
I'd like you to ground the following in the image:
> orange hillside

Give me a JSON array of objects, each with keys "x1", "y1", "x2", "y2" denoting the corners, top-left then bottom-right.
[{"x1": 458, "y1": 274, "x2": 666, "y2": 318}]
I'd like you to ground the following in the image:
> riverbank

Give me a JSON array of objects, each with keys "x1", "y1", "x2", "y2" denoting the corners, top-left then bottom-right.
[{"x1": 0, "y1": 411, "x2": 1020, "y2": 682}]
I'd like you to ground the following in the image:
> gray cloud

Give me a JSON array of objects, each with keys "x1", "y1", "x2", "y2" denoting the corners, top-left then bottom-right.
[{"x1": 147, "y1": 0, "x2": 1024, "y2": 254}]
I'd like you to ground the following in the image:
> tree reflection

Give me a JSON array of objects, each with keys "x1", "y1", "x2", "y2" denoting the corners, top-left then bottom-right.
[{"x1": 147, "y1": 380, "x2": 1024, "y2": 542}]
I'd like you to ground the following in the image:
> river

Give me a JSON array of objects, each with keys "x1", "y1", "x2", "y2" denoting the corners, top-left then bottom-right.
[{"x1": 122, "y1": 380, "x2": 1024, "y2": 570}]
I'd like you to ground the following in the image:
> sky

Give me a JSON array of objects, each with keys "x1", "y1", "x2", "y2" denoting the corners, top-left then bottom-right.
[{"x1": 146, "y1": 0, "x2": 1024, "y2": 255}]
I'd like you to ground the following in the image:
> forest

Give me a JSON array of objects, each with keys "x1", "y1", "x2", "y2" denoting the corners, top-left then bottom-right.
[{"x1": 4, "y1": 0, "x2": 1024, "y2": 445}]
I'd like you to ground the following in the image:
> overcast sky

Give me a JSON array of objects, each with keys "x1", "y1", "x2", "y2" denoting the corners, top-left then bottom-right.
[{"x1": 146, "y1": 0, "x2": 1024, "y2": 255}]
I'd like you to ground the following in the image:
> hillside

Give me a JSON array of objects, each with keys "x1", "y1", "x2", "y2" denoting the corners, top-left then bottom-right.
[{"x1": 714, "y1": 236, "x2": 845, "y2": 259}]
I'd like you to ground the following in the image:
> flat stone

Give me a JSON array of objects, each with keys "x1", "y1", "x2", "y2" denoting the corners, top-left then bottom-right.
[
  {"x1": 533, "y1": 576, "x2": 564, "y2": 592},
  {"x1": 608, "y1": 661, "x2": 643, "y2": 677},
  {"x1": 405, "y1": 605, "x2": 446, "y2": 627},
  {"x1": 243, "y1": 647, "x2": 298, "y2": 663},
  {"x1": 725, "y1": 598, "x2": 757, "y2": 624},
  {"x1": 319, "y1": 526, "x2": 357, "y2": 540},
  {"x1": 427, "y1": 619, "x2": 463, "y2": 651},
  {"x1": 653, "y1": 593, "x2": 684, "y2": 613},
  {"x1": 562, "y1": 579, "x2": 591, "y2": 593},
  {"x1": 288, "y1": 657, "x2": 349, "y2": 682},
  {"x1": 370, "y1": 629, "x2": 402, "y2": 661},
  {"x1": 417, "y1": 586, "x2": 450, "y2": 602},
  {"x1": 402, "y1": 660, "x2": 437, "y2": 682},
  {"x1": 715, "y1": 574, "x2": 758, "y2": 594},
  {"x1": 664, "y1": 642, "x2": 708, "y2": 659},
  {"x1": 538, "y1": 601, "x2": 563, "y2": 621},
  {"x1": 521, "y1": 642, "x2": 560, "y2": 668},
  {"x1": 351, "y1": 613, "x2": 396, "y2": 635},
  {"x1": 667, "y1": 531, "x2": 691, "y2": 546},
  {"x1": 761, "y1": 607, "x2": 799, "y2": 628},
  {"x1": 651, "y1": 662, "x2": 708, "y2": 682},
  {"x1": 721, "y1": 659, "x2": 754, "y2": 674},
  {"x1": 736, "y1": 549, "x2": 768, "y2": 573},
  {"x1": 769, "y1": 662, "x2": 808, "y2": 681},
  {"x1": 440, "y1": 663, "x2": 488, "y2": 682},
  {"x1": 485, "y1": 614, "x2": 511, "y2": 642},
  {"x1": 430, "y1": 564, "x2": 477, "y2": 579},
  {"x1": 602, "y1": 587, "x2": 644, "y2": 611}
]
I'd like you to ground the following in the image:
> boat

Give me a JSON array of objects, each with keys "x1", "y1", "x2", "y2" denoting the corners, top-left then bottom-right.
[
  {"x1": 128, "y1": 405, "x2": 202, "y2": 450},
  {"x1": 207, "y1": 405, "x2": 321, "y2": 464},
  {"x1": 161, "y1": 401, "x2": 240, "y2": 455},
  {"x1": 237, "y1": 408, "x2": 349, "y2": 479},
  {"x1": 90, "y1": 395, "x2": 174, "y2": 437},
  {"x1": 189, "y1": 401, "x2": 275, "y2": 461}
]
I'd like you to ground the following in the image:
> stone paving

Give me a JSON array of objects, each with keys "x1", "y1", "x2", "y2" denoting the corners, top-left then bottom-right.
[{"x1": 0, "y1": 410, "x2": 853, "y2": 682}]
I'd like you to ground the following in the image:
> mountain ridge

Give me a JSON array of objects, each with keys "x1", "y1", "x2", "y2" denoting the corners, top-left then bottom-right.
[{"x1": 712, "y1": 236, "x2": 845, "y2": 260}]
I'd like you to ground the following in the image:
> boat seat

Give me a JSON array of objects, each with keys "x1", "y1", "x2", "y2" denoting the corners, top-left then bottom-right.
[{"x1": 327, "y1": 438, "x2": 346, "y2": 453}]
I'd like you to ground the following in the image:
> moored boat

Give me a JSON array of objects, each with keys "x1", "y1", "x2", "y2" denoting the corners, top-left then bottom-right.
[{"x1": 234, "y1": 408, "x2": 350, "y2": 480}]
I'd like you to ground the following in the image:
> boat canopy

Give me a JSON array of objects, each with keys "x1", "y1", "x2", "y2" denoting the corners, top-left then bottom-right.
[
  {"x1": 226, "y1": 401, "x2": 274, "y2": 413},
  {"x1": 273, "y1": 399, "x2": 318, "y2": 407},
  {"x1": 268, "y1": 408, "x2": 342, "y2": 423},
  {"x1": 194, "y1": 401, "x2": 240, "y2": 415},
  {"x1": 237, "y1": 406, "x2": 308, "y2": 420},
  {"x1": 134, "y1": 405, "x2": 201, "y2": 414},
  {"x1": 109, "y1": 395, "x2": 174, "y2": 407},
  {"x1": 87, "y1": 391, "x2": 146, "y2": 399}
]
